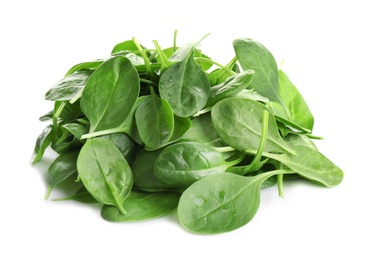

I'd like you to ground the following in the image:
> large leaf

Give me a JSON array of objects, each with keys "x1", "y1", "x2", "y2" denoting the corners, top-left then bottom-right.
[
  {"x1": 81, "y1": 56, "x2": 140, "y2": 132},
  {"x1": 77, "y1": 138, "x2": 133, "y2": 214},
  {"x1": 211, "y1": 97, "x2": 294, "y2": 154},
  {"x1": 233, "y1": 38, "x2": 285, "y2": 109},
  {"x1": 178, "y1": 170, "x2": 291, "y2": 234}
]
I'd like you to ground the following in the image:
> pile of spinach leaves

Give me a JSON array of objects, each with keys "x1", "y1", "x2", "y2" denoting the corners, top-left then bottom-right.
[{"x1": 31, "y1": 32, "x2": 343, "y2": 234}]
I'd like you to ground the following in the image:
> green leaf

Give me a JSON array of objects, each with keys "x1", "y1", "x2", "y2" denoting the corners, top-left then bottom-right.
[
  {"x1": 178, "y1": 170, "x2": 293, "y2": 234},
  {"x1": 154, "y1": 142, "x2": 237, "y2": 191},
  {"x1": 159, "y1": 52, "x2": 210, "y2": 117},
  {"x1": 135, "y1": 89, "x2": 174, "y2": 150},
  {"x1": 206, "y1": 70, "x2": 254, "y2": 108},
  {"x1": 274, "y1": 70, "x2": 314, "y2": 131},
  {"x1": 211, "y1": 97, "x2": 294, "y2": 154},
  {"x1": 77, "y1": 138, "x2": 133, "y2": 214},
  {"x1": 101, "y1": 190, "x2": 180, "y2": 222},
  {"x1": 45, "y1": 70, "x2": 93, "y2": 101},
  {"x1": 233, "y1": 38, "x2": 286, "y2": 111},
  {"x1": 260, "y1": 135, "x2": 344, "y2": 187},
  {"x1": 46, "y1": 151, "x2": 79, "y2": 186},
  {"x1": 81, "y1": 56, "x2": 140, "y2": 133},
  {"x1": 30, "y1": 124, "x2": 53, "y2": 164}
]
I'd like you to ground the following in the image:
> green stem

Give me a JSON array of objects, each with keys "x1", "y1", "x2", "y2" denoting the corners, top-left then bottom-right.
[
  {"x1": 194, "y1": 57, "x2": 226, "y2": 69},
  {"x1": 70, "y1": 91, "x2": 82, "y2": 104},
  {"x1": 54, "y1": 101, "x2": 66, "y2": 118},
  {"x1": 140, "y1": 78, "x2": 158, "y2": 86},
  {"x1": 45, "y1": 186, "x2": 54, "y2": 200},
  {"x1": 247, "y1": 110, "x2": 269, "y2": 171},
  {"x1": 152, "y1": 40, "x2": 173, "y2": 71},
  {"x1": 133, "y1": 37, "x2": 153, "y2": 79},
  {"x1": 212, "y1": 146, "x2": 236, "y2": 153},
  {"x1": 277, "y1": 174, "x2": 284, "y2": 198},
  {"x1": 81, "y1": 127, "x2": 125, "y2": 139},
  {"x1": 305, "y1": 133, "x2": 324, "y2": 140},
  {"x1": 173, "y1": 30, "x2": 178, "y2": 51}
]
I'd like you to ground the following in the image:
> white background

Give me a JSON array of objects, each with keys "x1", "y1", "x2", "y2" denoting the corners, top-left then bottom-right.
[{"x1": 1, "y1": 0, "x2": 364, "y2": 259}]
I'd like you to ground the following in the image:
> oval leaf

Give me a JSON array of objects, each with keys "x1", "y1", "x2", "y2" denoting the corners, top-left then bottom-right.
[
  {"x1": 77, "y1": 138, "x2": 133, "y2": 214},
  {"x1": 178, "y1": 171, "x2": 288, "y2": 234},
  {"x1": 159, "y1": 54, "x2": 210, "y2": 117},
  {"x1": 211, "y1": 97, "x2": 294, "y2": 154},
  {"x1": 154, "y1": 142, "x2": 228, "y2": 191},
  {"x1": 81, "y1": 56, "x2": 140, "y2": 132},
  {"x1": 135, "y1": 90, "x2": 174, "y2": 149}
]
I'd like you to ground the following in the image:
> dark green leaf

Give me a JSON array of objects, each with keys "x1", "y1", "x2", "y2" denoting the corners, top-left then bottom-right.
[
  {"x1": 46, "y1": 151, "x2": 79, "y2": 186},
  {"x1": 30, "y1": 124, "x2": 53, "y2": 164}
]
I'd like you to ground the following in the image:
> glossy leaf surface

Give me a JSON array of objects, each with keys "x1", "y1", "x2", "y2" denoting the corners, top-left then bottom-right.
[
  {"x1": 81, "y1": 56, "x2": 139, "y2": 132},
  {"x1": 77, "y1": 138, "x2": 133, "y2": 213}
]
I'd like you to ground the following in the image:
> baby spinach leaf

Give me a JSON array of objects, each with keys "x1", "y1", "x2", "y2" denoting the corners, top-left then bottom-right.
[
  {"x1": 211, "y1": 97, "x2": 294, "y2": 154},
  {"x1": 233, "y1": 38, "x2": 287, "y2": 115},
  {"x1": 30, "y1": 124, "x2": 53, "y2": 164},
  {"x1": 178, "y1": 170, "x2": 293, "y2": 234},
  {"x1": 159, "y1": 51, "x2": 210, "y2": 117},
  {"x1": 154, "y1": 142, "x2": 240, "y2": 191},
  {"x1": 45, "y1": 70, "x2": 93, "y2": 101},
  {"x1": 46, "y1": 151, "x2": 79, "y2": 186},
  {"x1": 81, "y1": 56, "x2": 140, "y2": 133},
  {"x1": 62, "y1": 123, "x2": 88, "y2": 141},
  {"x1": 273, "y1": 70, "x2": 314, "y2": 131},
  {"x1": 135, "y1": 89, "x2": 174, "y2": 150},
  {"x1": 205, "y1": 70, "x2": 254, "y2": 108},
  {"x1": 101, "y1": 190, "x2": 180, "y2": 222},
  {"x1": 259, "y1": 136, "x2": 344, "y2": 187},
  {"x1": 77, "y1": 138, "x2": 133, "y2": 214}
]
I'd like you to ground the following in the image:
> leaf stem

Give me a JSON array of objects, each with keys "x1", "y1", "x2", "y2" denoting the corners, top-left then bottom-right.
[
  {"x1": 133, "y1": 37, "x2": 154, "y2": 79},
  {"x1": 140, "y1": 78, "x2": 158, "y2": 86},
  {"x1": 44, "y1": 186, "x2": 54, "y2": 200},
  {"x1": 277, "y1": 174, "x2": 284, "y2": 197},
  {"x1": 173, "y1": 30, "x2": 178, "y2": 51},
  {"x1": 212, "y1": 146, "x2": 236, "y2": 153}
]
